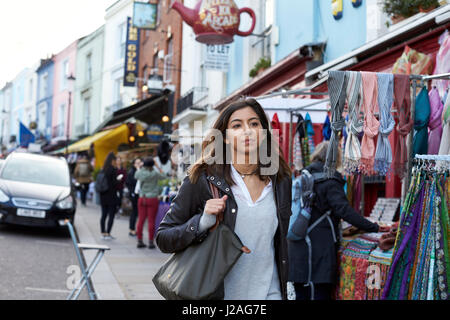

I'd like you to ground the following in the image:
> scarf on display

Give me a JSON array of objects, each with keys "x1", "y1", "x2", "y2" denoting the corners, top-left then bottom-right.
[
  {"x1": 343, "y1": 71, "x2": 364, "y2": 174},
  {"x1": 412, "y1": 87, "x2": 431, "y2": 157},
  {"x1": 296, "y1": 114, "x2": 311, "y2": 168},
  {"x1": 271, "y1": 113, "x2": 283, "y2": 148},
  {"x1": 359, "y1": 72, "x2": 380, "y2": 175},
  {"x1": 305, "y1": 113, "x2": 315, "y2": 153},
  {"x1": 323, "y1": 115, "x2": 332, "y2": 141},
  {"x1": 428, "y1": 88, "x2": 444, "y2": 155},
  {"x1": 374, "y1": 73, "x2": 395, "y2": 175},
  {"x1": 325, "y1": 70, "x2": 348, "y2": 177},
  {"x1": 392, "y1": 74, "x2": 413, "y2": 178},
  {"x1": 438, "y1": 93, "x2": 450, "y2": 159}
]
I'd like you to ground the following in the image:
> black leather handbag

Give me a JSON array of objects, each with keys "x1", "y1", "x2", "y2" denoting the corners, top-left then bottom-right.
[{"x1": 152, "y1": 183, "x2": 248, "y2": 300}]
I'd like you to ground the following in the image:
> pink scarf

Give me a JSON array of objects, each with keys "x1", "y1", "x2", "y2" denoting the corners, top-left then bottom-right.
[
  {"x1": 359, "y1": 72, "x2": 380, "y2": 175},
  {"x1": 428, "y1": 87, "x2": 444, "y2": 155}
]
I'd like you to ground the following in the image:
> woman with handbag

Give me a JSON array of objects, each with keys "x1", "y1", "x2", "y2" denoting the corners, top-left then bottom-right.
[{"x1": 155, "y1": 98, "x2": 292, "y2": 300}]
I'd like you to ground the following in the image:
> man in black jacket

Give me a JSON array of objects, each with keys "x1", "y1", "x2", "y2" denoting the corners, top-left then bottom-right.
[
  {"x1": 125, "y1": 158, "x2": 142, "y2": 236},
  {"x1": 288, "y1": 141, "x2": 385, "y2": 300}
]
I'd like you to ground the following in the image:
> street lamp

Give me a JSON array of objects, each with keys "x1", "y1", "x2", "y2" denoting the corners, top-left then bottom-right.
[{"x1": 66, "y1": 74, "x2": 76, "y2": 155}]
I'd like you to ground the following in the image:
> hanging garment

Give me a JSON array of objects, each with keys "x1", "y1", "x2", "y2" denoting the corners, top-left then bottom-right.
[
  {"x1": 412, "y1": 87, "x2": 431, "y2": 157},
  {"x1": 293, "y1": 131, "x2": 303, "y2": 171},
  {"x1": 271, "y1": 113, "x2": 283, "y2": 148},
  {"x1": 432, "y1": 30, "x2": 450, "y2": 98},
  {"x1": 438, "y1": 92, "x2": 450, "y2": 158},
  {"x1": 325, "y1": 70, "x2": 348, "y2": 177},
  {"x1": 374, "y1": 73, "x2": 395, "y2": 175},
  {"x1": 392, "y1": 74, "x2": 413, "y2": 178},
  {"x1": 343, "y1": 71, "x2": 364, "y2": 174},
  {"x1": 360, "y1": 72, "x2": 380, "y2": 175},
  {"x1": 295, "y1": 114, "x2": 310, "y2": 168},
  {"x1": 322, "y1": 115, "x2": 332, "y2": 141},
  {"x1": 428, "y1": 87, "x2": 444, "y2": 155},
  {"x1": 305, "y1": 113, "x2": 315, "y2": 154}
]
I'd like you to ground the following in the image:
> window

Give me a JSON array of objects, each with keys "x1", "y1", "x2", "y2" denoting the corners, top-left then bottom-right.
[
  {"x1": 114, "y1": 78, "x2": 122, "y2": 110},
  {"x1": 86, "y1": 53, "x2": 92, "y2": 82},
  {"x1": 28, "y1": 78, "x2": 33, "y2": 101},
  {"x1": 59, "y1": 103, "x2": 66, "y2": 136},
  {"x1": 40, "y1": 73, "x2": 48, "y2": 99},
  {"x1": 61, "y1": 60, "x2": 69, "y2": 90},
  {"x1": 153, "y1": 53, "x2": 159, "y2": 72},
  {"x1": 118, "y1": 22, "x2": 127, "y2": 60},
  {"x1": 83, "y1": 97, "x2": 91, "y2": 134},
  {"x1": 164, "y1": 38, "x2": 173, "y2": 83},
  {"x1": 38, "y1": 102, "x2": 47, "y2": 131}
]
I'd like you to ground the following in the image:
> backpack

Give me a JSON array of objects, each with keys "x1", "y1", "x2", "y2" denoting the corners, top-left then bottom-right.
[
  {"x1": 287, "y1": 168, "x2": 340, "y2": 300},
  {"x1": 95, "y1": 170, "x2": 109, "y2": 194},
  {"x1": 78, "y1": 163, "x2": 90, "y2": 177}
]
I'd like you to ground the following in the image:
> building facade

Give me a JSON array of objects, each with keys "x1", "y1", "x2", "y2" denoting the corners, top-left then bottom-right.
[
  {"x1": 72, "y1": 25, "x2": 105, "y2": 139},
  {"x1": 36, "y1": 57, "x2": 55, "y2": 142},
  {"x1": 100, "y1": 0, "x2": 137, "y2": 122},
  {"x1": 51, "y1": 40, "x2": 79, "y2": 143}
]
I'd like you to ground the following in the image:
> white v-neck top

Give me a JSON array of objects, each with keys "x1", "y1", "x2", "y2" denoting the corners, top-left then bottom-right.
[{"x1": 198, "y1": 166, "x2": 281, "y2": 300}]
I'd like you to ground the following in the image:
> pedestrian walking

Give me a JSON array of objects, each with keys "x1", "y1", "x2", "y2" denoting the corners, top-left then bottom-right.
[
  {"x1": 135, "y1": 157, "x2": 167, "y2": 249},
  {"x1": 156, "y1": 98, "x2": 292, "y2": 300},
  {"x1": 125, "y1": 157, "x2": 142, "y2": 237},
  {"x1": 116, "y1": 156, "x2": 127, "y2": 215},
  {"x1": 154, "y1": 140, "x2": 173, "y2": 176},
  {"x1": 73, "y1": 154, "x2": 94, "y2": 206},
  {"x1": 287, "y1": 141, "x2": 389, "y2": 300},
  {"x1": 98, "y1": 152, "x2": 122, "y2": 240}
]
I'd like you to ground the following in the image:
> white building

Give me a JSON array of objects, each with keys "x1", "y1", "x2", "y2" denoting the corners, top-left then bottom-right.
[{"x1": 100, "y1": 0, "x2": 137, "y2": 123}]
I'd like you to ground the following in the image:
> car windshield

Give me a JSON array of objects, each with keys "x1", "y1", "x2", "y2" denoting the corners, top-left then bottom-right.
[{"x1": 1, "y1": 157, "x2": 70, "y2": 187}]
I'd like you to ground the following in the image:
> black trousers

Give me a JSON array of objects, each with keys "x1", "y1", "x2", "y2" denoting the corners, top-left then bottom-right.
[
  {"x1": 79, "y1": 183, "x2": 90, "y2": 205},
  {"x1": 294, "y1": 283, "x2": 334, "y2": 301},
  {"x1": 100, "y1": 204, "x2": 116, "y2": 234},
  {"x1": 129, "y1": 195, "x2": 139, "y2": 231}
]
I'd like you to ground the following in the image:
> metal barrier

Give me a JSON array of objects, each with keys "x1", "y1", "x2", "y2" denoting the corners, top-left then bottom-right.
[{"x1": 64, "y1": 219, "x2": 110, "y2": 300}]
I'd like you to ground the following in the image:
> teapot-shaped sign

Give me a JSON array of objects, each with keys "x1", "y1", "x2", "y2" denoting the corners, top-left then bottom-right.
[{"x1": 172, "y1": 0, "x2": 256, "y2": 44}]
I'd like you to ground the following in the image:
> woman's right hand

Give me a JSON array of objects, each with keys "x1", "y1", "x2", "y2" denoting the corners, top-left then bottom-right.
[{"x1": 204, "y1": 195, "x2": 228, "y2": 216}]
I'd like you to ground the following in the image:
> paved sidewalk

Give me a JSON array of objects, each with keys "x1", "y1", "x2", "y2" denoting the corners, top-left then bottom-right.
[{"x1": 74, "y1": 201, "x2": 169, "y2": 300}]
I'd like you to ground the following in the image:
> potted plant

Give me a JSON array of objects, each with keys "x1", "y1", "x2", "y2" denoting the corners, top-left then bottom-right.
[
  {"x1": 249, "y1": 57, "x2": 271, "y2": 78},
  {"x1": 382, "y1": 0, "x2": 439, "y2": 25}
]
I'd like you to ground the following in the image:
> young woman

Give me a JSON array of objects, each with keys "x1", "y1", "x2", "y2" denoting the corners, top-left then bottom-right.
[
  {"x1": 99, "y1": 152, "x2": 121, "y2": 240},
  {"x1": 288, "y1": 141, "x2": 388, "y2": 300},
  {"x1": 125, "y1": 157, "x2": 142, "y2": 236},
  {"x1": 156, "y1": 98, "x2": 292, "y2": 300},
  {"x1": 135, "y1": 157, "x2": 167, "y2": 249}
]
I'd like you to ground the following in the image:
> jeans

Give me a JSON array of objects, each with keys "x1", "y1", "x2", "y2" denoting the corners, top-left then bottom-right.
[
  {"x1": 100, "y1": 204, "x2": 116, "y2": 234},
  {"x1": 294, "y1": 283, "x2": 334, "y2": 300},
  {"x1": 79, "y1": 183, "x2": 90, "y2": 205},
  {"x1": 137, "y1": 197, "x2": 159, "y2": 241},
  {"x1": 129, "y1": 195, "x2": 139, "y2": 231}
]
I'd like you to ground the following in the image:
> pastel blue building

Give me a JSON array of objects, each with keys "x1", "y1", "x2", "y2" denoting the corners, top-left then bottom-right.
[
  {"x1": 36, "y1": 58, "x2": 55, "y2": 141},
  {"x1": 227, "y1": 0, "x2": 369, "y2": 94},
  {"x1": 10, "y1": 70, "x2": 26, "y2": 143}
]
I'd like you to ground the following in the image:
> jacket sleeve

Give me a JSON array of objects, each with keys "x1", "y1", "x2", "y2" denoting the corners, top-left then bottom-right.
[
  {"x1": 325, "y1": 181, "x2": 379, "y2": 233},
  {"x1": 155, "y1": 176, "x2": 209, "y2": 254}
]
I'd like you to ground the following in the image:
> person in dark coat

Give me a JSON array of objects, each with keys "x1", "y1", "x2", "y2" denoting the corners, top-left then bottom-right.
[
  {"x1": 125, "y1": 157, "x2": 142, "y2": 237},
  {"x1": 156, "y1": 98, "x2": 292, "y2": 300},
  {"x1": 99, "y1": 152, "x2": 122, "y2": 240},
  {"x1": 116, "y1": 156, "x2": 127, "y2": 214},
  {"x1": 288, "y1": 141, "x2": 388, "y2": 300}
]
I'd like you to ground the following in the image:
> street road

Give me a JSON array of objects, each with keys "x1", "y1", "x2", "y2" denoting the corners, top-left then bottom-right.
[{"x1": 0, "y1": 223, "x2": 89, "y2": 300}]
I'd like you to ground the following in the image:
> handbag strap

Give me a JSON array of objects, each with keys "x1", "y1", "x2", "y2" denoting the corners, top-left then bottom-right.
[{"x1": 209, "y1": 182, "x2": 224, "y2": 231}]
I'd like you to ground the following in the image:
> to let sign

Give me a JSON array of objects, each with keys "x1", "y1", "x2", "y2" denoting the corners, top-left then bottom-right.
[
  {"x1": 204, "y1": 44, "x2": 231, "y2": 72},
  {"x1": 124, "y1": 17, "x2": 140, "y2": 87}
]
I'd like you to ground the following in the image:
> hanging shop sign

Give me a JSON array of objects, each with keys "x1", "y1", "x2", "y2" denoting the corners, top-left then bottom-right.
[
  {"x1": 352, "y1": 0, "x2": 363, "y2": 8},
  {"x1": 133, "y1": 1, "x2": 157, "y2": 30},
  {"x1": 123, "y1": 17, "x2": 140, "y2": 87},
  {"x1": 204, "y1": 44, "x2": 231, "y2": 72},
  {"x1": 171, "y1": 0, "x2": 256, "y2": 45},
  {"x1": 332, "y1": 0, "x2": 343, "y2": 20},
  {"x1": 147, "y1": 124, "x2": 164, "y2": 142}
]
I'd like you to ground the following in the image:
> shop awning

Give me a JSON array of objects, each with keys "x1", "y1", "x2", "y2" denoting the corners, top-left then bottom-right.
[
  {"x1": 63, "y1": 129, "x2": 114, "y2": 154},
  {"x1": 93, "y1": 92, "x2": 173, "y2": 133}
]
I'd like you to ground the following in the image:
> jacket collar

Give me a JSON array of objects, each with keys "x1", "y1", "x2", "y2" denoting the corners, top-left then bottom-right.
[{"x1": 206, "y1": 173, "x2": 234, "y2": 197}]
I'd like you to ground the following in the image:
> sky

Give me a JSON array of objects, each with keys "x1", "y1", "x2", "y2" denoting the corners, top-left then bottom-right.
[{"x1": 0, "y1": 0, "x2": 117, "y2": 88}]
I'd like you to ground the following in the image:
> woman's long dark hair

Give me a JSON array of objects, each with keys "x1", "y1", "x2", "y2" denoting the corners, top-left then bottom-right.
[
  {"x1": 103, "y1": 152, "x2": 117, "y2": 171},
  {"x1": 188, "y1": 98, "x2": 291, "y2": 185}
]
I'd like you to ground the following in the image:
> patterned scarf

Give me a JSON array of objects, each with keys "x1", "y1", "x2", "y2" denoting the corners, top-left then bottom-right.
[
  {"x1": 359, "y1": 72, "x2": 380, "y2": 175},
  {"x1": 427, "y1": 87, "x2": 444, "y2": 155},
  {"x1": 343, "y1": 71, "x2": 364, "y2": 174},
  {"x1": 325, "y1": 70, "x2": 348, "y2": 177},
  {"x1": 374, "y1": 73, "x2": 395, "y2": 175},
  {"x1": 412, "y1": 87, "x2": 431, "y2": 157},
  {"x1": 393, "y1": 74, "x2": 413, "y2": 178}
]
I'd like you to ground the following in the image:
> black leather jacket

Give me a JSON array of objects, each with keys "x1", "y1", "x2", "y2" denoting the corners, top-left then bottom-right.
[{"x1": 156, "y1": 170, "x2": 292, "y2": 300}]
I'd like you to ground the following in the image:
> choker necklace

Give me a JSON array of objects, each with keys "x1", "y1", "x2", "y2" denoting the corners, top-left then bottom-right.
[{"x1": 235, "y1": 167, "x2": 258, "y2": 179}]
